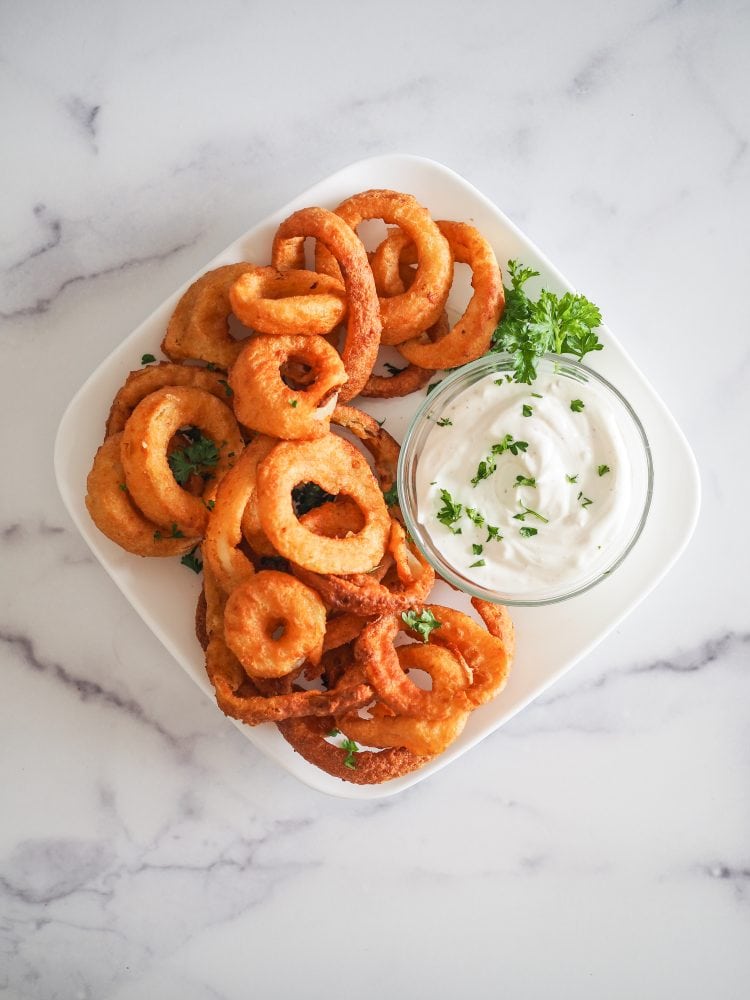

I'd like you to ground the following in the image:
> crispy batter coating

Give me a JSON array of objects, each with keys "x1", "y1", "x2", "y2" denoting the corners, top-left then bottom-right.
[
  {"x1": 229, "y1": 335, "x2": 346, "y2": 440},
  {"x1": 272, "y1": 207, "x2": 381, "y2": 400},
  {"x1": 230, "y1": 266, "x2": 347, "y2": 335},
  {"x1": 162, "y1": 263, "x2": 256, "y2": 368}
]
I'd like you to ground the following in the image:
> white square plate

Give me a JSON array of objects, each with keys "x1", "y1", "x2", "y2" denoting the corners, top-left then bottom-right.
[{"x1": 55, "y1": 155, "x2": 700, "y2": 798}]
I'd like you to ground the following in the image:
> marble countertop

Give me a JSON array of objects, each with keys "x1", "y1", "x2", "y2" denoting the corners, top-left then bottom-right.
[{"x1": 2, "y1": 1, "x2": 748, "y2": 997}]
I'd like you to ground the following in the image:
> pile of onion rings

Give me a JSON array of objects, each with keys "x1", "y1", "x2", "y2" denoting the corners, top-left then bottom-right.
[{"x1": 85, "y1": 187, "x2": 515, "y2": 785}]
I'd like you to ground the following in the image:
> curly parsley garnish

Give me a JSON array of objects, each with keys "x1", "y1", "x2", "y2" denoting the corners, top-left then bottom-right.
[
  {"x1": 168, "y1": 433, "x2": 219, "y2": 485},
  {"x1": 490, "y1": 260, "x2": 603, "y2": 383},
  {"x1": 402, "y1": 608, "x2": 443, "y2": 643}
]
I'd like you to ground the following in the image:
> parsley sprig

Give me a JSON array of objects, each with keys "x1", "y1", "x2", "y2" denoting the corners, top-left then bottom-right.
[
  {"x1": 402, "y1": 608, "x2": 443, "y2": 643},
  {"x1": 168, "y1": 432, "x2": 219, "y2": 485},
  {"x1": 490, "y1": 260, "x2": 603, "y2": 383},
  {"x1": 436, "y1": 489, "x2": 463, "y2": 533}
]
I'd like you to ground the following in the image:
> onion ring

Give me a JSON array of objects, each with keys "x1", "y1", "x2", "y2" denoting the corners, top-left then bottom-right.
[
  {"x1": 271, "y1": 206, "x2": 381, "y2": 400},
  {"x1": 404, "y1": 601, "x2": 515, "y2": 708},
  {"x1": 331, "y1": 404, "x2": 400, "y2": 498},
  {"x1": 121, "y1": 386, "x2": 243, "y2": 536},
  {"x1": 229, "y1": 266, "x2": 347, "y2": 335},
  {"x1": 86, "y1": 434, "x2": 200, "y2": 557},
  {"x1": 162, "y1": 263, "x2": 256, "y2": 369},
  {"x1": 353, "y1": 615, "x2": 471, "y2": 720},
  {"x1": 105, "y1": 362, "x2": 231, "y2": 437},
  {"x1": 229, "y1": 335, "x2": 346, "y2": 440},
  {"x1": 277, "y1": 713, "x2": 431, "y2": 784},
  {"x1": 203, "y1": 436, "x2": 277, "y2": 592},
  {"x1": 257, "y1": 435, "x2": 390, "y2": 574},
  {"x1": 299, "y1": 497, "x2": 365, "y2": 538},
  {"x1": 223, "y1": 570, "x2": 327, "y2": 678},
  {"x1": 206, "y1": 635, "x2": 372, "y2": 725},
  {"x1": 390, "y1": 221, "x2": 505, "y2": 369},
  {"x1": 316, "y1": 190, "x2": 453, "y2": 345}
]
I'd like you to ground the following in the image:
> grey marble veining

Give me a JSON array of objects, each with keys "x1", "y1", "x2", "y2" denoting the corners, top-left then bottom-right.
[{"x1": 1, "y1": 0, "x2": 748, "y2": 997}]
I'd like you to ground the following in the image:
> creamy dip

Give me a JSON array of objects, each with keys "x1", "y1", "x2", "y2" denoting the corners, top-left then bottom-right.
[{"x1": 415, "y1": 371, "x2": 634, "y2": 600}]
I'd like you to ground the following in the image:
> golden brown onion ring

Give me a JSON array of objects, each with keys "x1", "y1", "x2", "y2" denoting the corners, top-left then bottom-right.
[
  {"x1": 86, "y1": 434, "x2": 200, "y2": 557},
  {"x1": 203, "y1": 436, "x2": 277, "y2": 592},
  {"x1": 229, "y1": 335, "x2": 346, "y2": 440},
  {"x1": 105, "y1": 363, "x2": 230, "y2": 437},
  {"x1": 353, "y1": 615, "x2": 471, "y2": 721},
  {"x1": 223, "y1": 571, "x2": 327, "y2": 679},
  {"x1": 229, "y1": 266, "x2": 347, "y2": 336},
  {"x1": 121, "y1": 386, "x2": 242, "y2": 537},
  {"x1": 391, "y1": 221, "x2": 505, "y2": 369},
  {"x1": 316, "y1": 190, "x2": 453, "y2": 345},
  {"x1": 162, "y1": 263, "x2": 256, "y2": 369},
  {"x1": 257, "y1": 435, "x2": 390, "y2": 575},
  {"x1": 271, "y1": 207, "x2": 381, "y2": 400}
]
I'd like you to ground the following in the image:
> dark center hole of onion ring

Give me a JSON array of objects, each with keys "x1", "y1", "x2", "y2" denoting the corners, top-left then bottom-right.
[
  {"x1": 281, "y1": 359, "x2": 315, "y2": 390},
  {"x1": 226, "y1": 312, "x2": 254, "y2": 342},
  {"x1": 269, "y1": 620, "x2": 286, "y2": 642}
]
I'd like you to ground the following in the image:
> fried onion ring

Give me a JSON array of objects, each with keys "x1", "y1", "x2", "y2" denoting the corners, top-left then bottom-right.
[
  {"x1": 331, "y1": 404, "x2": 400, "y2": 497},
  {"x1": 162, "y1": 263, "x2": 256, "y2": 369},
  {"x1": 86, "y1": 434, "x2": 200, "y2": 557},
  {"x1": 353, "y1": 615, "x2": 471, "y2": 721},
  {"x1": 316, "y1": 190, "x2": 453, "y2": 345},
  {"x1": 404, "y1": 601, "x2": 515, "y2": 708},
  {"x1": 121, "y1": 386, "x2": 243, "y2": 536},
  {"x1": 229, "y1": 335, "x2": 346, "y2": 440},
  {"x1": 105, "y1": 362, "x2": 230, "y2": 437},
  {"x1": 271, "y1": 207, "x2": 381, "y2": 400},
  {"x1": 257, "y1": 435, "x2": 390, "y2": 574},
  {"x1": 390, "y1": 221, "x2": 505, "y2": 369},
  {"x1": 223, "y1": 571, "x2": 327, "y2": 678},
  {"x1": 229, "y1": 266, "x2": 347, "y2": 335},
  {"x1": 277, "y1": 713, "x2": 431, "y2": 784},
  {"x1": 206, "y1": 635, "x2": 372, "y2": 725},
  {"x1": 203, "y1": 436, "x2": 277, "y2": 592}
]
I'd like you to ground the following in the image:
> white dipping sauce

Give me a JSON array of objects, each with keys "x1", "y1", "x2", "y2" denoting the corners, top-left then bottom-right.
[{"x1": 415, "y1": 371, "x2": 633, "y2": 600}]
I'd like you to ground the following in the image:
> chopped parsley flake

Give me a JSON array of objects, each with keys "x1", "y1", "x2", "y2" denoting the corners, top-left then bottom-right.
[
  {"x1": 340, "y1": 737, "x2": 359, "y2": 770},
  {"x1": 141, "y1": 353, "x2": 156, "y2": 365},
  {"x1": 566, "y1": 474, "x2": 579, "y2": 483},
  {"x1": 472, "y1": 543, "x2": 484, "y2": 555},
  {"x1": 514, "y1": 475, "x2": 537, "y2": 488},
  {"x1": 570, "y1": 399, "x2": 585, "y2": 412},
  {"x1": 519, "y1": 526, "x2": 538, "y2": 538},
  {"x1": 469, "y1": 558, "x2": 486, "y2": 568},
  {"x1": 466, "y1": 507, "x2": 485, "y2": 527},
  {"x1": 436, "y1": 489, "x2": 463, "y2": 533},
  {"x1": 402, "y1": 608, "x2": 443, "y2": 643},
  {"x1": 426, "y1": 381, "x2": 443, "y2": 395},
  {"x1": 598, "y1": 464, "x2": 611, "y2": 477},
  {"x1": 383, "y1": 482, "x2": 399, "y2": 507},
  {"x1": 522, "y1": 404, "x2": 533, "y2": 417},
  {"x1": 486, "y1": 525, "x2": 503, "y2": 543},
  {"x1": 218, "y1": 379, "x2": 233, "y2": 398},
  {"x1": 577, "y1": 491, "x2": 594, "y2": 509},
  {"x1": 436, "y1": 417, "x2": 453, "y2": 427}
]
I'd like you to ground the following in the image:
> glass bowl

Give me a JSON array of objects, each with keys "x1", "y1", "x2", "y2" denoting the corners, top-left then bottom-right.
[{"x1": 397, "y1": 354, "x2": 654, "y2": 606}]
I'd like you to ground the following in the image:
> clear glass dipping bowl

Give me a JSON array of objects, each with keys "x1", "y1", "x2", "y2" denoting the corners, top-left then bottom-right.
[{"x1": 397, "y1": 354, "x2": 654, "y2": 606}]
